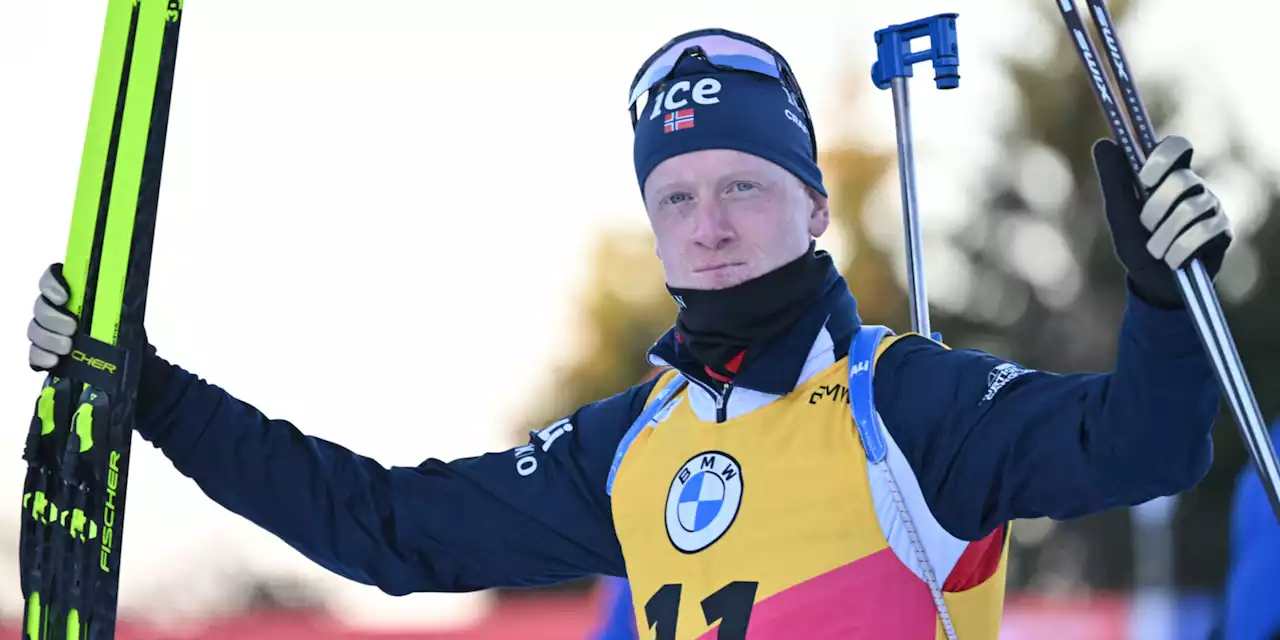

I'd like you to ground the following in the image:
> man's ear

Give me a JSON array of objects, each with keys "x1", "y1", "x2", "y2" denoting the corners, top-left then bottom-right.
[{"x1": 808, "y1": 188, "x2": 831, "y2": 237}]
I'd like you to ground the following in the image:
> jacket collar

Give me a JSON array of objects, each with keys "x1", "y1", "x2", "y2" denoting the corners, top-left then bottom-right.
[{"x1": 647, "y1": 253, "x2": 861, "y2": 395}]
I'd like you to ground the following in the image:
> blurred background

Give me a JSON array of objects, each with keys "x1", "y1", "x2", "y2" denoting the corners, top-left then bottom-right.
[{"x1": 2, "y1": 0, "x2": 1278, "y2": 637}]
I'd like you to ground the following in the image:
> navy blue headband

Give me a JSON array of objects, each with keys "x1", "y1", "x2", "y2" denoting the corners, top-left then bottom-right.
[{"x1": 632, "y1": 57, "x2": 826, "y2": 197}]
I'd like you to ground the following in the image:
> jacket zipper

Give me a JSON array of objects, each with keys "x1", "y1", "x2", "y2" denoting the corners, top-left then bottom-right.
[
  {"x1": 652, "y1": 357, "x2": 735, "y2": 424},
  {"x1": 716, "y1": 382, "x2": 733, "y2": 423}
]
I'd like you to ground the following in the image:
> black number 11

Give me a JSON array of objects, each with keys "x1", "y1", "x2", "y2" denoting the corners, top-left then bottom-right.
[{"x1": 645, "y1": 581, "x2": 759, "y2": 640}]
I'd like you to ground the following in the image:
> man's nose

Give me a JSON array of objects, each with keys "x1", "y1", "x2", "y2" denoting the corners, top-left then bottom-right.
[{"x1": 689, "y1": 199, "x2": 735, "y2": 251}]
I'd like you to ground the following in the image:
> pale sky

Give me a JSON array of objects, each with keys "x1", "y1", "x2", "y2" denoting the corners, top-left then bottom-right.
[{"x1": 0, "y1": 0, "x2": 1275, "y2": 630}]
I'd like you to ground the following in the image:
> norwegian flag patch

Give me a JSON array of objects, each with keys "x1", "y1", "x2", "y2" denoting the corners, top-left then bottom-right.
[{"x1": 664, "y1": 108, "x2": 695, "y2": 133}]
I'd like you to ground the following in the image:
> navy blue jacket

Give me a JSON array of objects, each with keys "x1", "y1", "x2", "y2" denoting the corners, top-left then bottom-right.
[{"x1": 132, "y1": 257, "x2": 1218, "y2": 595}]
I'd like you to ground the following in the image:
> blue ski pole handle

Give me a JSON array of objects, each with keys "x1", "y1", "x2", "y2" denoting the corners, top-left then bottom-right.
[{"x1": 871, "y1": 13, "x2": 960, "y2": 90}]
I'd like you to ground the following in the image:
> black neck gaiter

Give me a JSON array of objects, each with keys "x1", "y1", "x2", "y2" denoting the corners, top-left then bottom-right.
[{"x1": 667, "y1": 246, "x2": 828, "y2": 380}]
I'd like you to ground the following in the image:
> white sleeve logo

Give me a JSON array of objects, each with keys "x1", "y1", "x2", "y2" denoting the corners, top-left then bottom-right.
[
  {"x1": 535, "y1": 417, "x2": 574, "y2": 451},
  {"x1": 982, "y1": 363, "x2": 1032, "y2": 403},
  {"x1": 513, "y1": 417, "x2": 574, "y2": 477}
]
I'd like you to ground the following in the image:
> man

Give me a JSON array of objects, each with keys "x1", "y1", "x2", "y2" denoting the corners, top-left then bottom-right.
[
  {"x1": 1221, "y1": 420, "x2": 1280, "y2": 639},
  {"x1": 27, "y1": 28, "x2": 1231, "y2": 639}
]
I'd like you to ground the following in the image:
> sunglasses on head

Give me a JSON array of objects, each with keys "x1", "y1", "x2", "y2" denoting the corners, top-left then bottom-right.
[{"x1": 627, "y1": 28, "x2": 818, "y2": 157}]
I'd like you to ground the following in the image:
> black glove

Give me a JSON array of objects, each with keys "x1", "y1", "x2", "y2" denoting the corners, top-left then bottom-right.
[{"x1": 1093, "y1": 135, "x2": 1233, "y2": 308}]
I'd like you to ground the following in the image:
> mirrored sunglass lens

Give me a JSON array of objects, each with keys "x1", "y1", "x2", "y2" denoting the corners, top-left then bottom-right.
[{"x1": 629, "y1": 34, "x2": 778, "y2": 107}]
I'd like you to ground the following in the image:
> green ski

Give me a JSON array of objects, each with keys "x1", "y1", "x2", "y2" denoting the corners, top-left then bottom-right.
[{"x1": 19, "y1": 1, "x2": 185, "y2": 638}]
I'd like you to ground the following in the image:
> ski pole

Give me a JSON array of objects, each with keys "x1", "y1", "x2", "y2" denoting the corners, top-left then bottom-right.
[
  {"x1": 871, "y1": 13, "x2": 960, "y2": 340},
  {"x1": 1053, "y1": 0, "x2": 1280, "y2": 523}
]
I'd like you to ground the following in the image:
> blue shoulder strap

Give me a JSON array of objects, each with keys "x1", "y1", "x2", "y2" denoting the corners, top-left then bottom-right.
[
  {"x1": 848, "y1": 325, "x2": 892, "y2": 463},
  {"x1": 606, "y1": 372, "x2": 688, "y2": 496},
  {"x1": 848, "y1": 326, "x2": 942, "y2": 463},
  {"x1": 848, "y1": 325, "x2": 959, "y2": 640}
]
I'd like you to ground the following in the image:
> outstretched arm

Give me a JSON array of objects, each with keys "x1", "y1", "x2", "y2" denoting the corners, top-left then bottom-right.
[
  {"x1": 133, "y1": 355, "x2": 656, "y2": 594},
  {"x1": 875, "y1": 288, "x2": 1217, "y2": 542},
  {"x1": 875, "y1": 134, "x2": 1231, "y2": 542}
]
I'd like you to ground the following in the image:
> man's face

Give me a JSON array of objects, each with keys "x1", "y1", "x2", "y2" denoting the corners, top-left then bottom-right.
[{"x1": 643, "y1": 149, "x2": 829, "y2": 290}]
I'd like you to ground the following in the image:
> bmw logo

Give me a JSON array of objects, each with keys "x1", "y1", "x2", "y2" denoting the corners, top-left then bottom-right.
[{"x1": 665, "y1": 451, "x2": 743, "y2": 553}]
